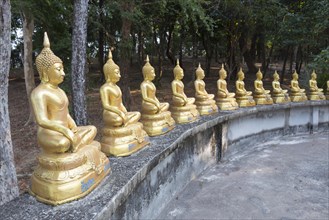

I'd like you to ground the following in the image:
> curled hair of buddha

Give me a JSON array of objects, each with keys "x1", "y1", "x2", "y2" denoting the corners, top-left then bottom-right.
[
  {"x1": 219, "y1": 64, "x2": 227, "y2": 77},
  {"x1": 142, "y1": 55, "x2": 154, "y2": 79},
  {"x1": 195, "y1": 63, "x2": 204, "y2": 77},
  {"x1": 173, "y1": 59, "x2": 183, "y2": 78},
  {"x1": 237, "y1": 67, "x2": 245, "y2": 79},
  {"x1": 103, "y1": 49, "x2": 119, "y2": 81},
  {"x1": 35, "y1": 32, "x2": 63, "y2": 83}
]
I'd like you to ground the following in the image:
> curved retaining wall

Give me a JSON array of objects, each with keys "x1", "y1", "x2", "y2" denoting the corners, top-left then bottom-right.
[{"x1": 1, "y1": 101, "x2": 328, "y2": 220}]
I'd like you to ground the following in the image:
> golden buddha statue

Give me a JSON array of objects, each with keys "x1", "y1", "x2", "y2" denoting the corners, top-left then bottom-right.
[
  {"x1": 235, "y1": 67, "x2": 256, "y2": 107},
  {"x1": 170, "y1": 59, "x2": 199, "y2": 123},
  {"x1": 326, "y1": 80, "x2": 329, "y2": 100},
  {"x1": 194, "y1": 63, "x2": 218, "y2": 115},
  {"x1": 100, "y1": 50, "x2": 149, "y2": 156},
  {"x1": 140, "y1": 55, "x2": 175, "y2": 136},
  {"x1": 215, "y1": 64, "x2": 239, "y2": 110},
  {"x1": 30, "y1": 32, "x2": 110, "y2": 205},
  {"x1": 308, "y1": 70, "x2": 325, "y2": 100},
  {"x1": 271, "y1": 70, "x2": 290, "y2": 103},
  {"x1": 290, "y1": 70, "x2": 308, "y2": 102},
  {"x1": 253, "y1": 68, "x2": 273, "y2": 105}
]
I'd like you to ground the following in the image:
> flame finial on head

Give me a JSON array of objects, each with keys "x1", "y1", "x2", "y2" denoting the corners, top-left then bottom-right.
[
  {"x1": 142, "y1": 55, "x2": 154, "y2": 78},
  {"x1": 196, "y1": 63, "x2": 204, "y2": 77}
]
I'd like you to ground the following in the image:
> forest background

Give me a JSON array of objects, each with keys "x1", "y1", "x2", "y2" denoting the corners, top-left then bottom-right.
[{"x1": 1, "y1": 0, "x2": 329, "y2": 204}]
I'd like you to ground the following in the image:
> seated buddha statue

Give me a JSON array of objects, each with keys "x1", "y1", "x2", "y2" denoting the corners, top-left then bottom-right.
[
  {"x1": 140, "y1": 55, "x2": 175, "y2": 136},
  {"x1": 100, "y1": 50, "x2": 149, "y2": 156},
  {"x1": 271, "y1": 70, "x2": 290, "y2": 103},
  {"x1": 235, "y1": 67, "x2": 256, "y2": 107},
  {"x1": 30, "y1": 32, "x2": 110, "y2": 205},
  {"x1": 326, "y1": 80, "x2": 329, "y2": 100},
  {"x1": 253, "y1": 68, "x2": 273, "y2": 105},
  {"x1": 308, "y1": 70, "x2": 325, "y2": 100},
  {"x1": 215, "y1": 64, "x2": 238, "y2": 110},
  {"x1": 194, "y1": 63, "x2": 218, "y2": 115},
  {"x1": 170, "y1": 59, "x2": 199, "y2": 123},
  {"x1": 290, "y1": 70, "x2": 308, "y2": 102}
]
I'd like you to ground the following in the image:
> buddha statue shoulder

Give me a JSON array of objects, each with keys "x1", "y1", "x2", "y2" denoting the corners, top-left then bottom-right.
[
  {"x1": 100, "y1": 50, "x2": 149, "y2": 156},
  {"x1": 30, "y1": 32, "x2": 110, "y2": 205},
  {"x1": 235, "y1": 68, "x2": 256, "y2": 107},
  {"x1": 216, "y1": 64, "x2": 238, "y2": 110},
  {"x1": 170, "y1": 59, "x2": 199, "y2": 123},
  {"x1": 290, "y1": 70, "x2": 307, "y2": 102},
  {"x1": 194, "y1": 63, "x2": 218, "y2": 115},
  {"x1": 253, "y1": 68, "x2": 273, "y2": 105},
  {"x1": 140, "y1": 55, "x2": 175, "y2": 136},
  {"x1": 271, "y1": 71, "x2": 290, "y2": 103},
  {"x1": 308, "y1": 70, "x2": 325, "y2": 100}
]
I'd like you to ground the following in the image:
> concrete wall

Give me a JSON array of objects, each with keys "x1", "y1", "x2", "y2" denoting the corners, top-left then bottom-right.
[{"x1": 0, "y1": 101, "x2": 328, "y2": 220}]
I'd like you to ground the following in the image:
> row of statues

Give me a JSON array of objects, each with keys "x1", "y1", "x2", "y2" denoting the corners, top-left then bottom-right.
[{"x1": 29, "y1": 33, "x2": 329, "y2": 205}]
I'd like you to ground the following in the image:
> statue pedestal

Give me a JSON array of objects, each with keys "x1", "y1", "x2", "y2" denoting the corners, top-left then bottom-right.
[
  {"x1": 141, "y1": 111, "x2": 175, "y2": 136},
  {"x1": 216, "y1": 97, "x2": 238, "y2": 110},
  {"x1": 101, "y1": 122, "x2": 149, "y2": 156},
  {"x1": 308, "y1": 92, "x2": 326, "y2": 101},
  {"x1": 272, "y1": 93, "x2": 291, "y2": 104},
  {"x1": 326, "y1": 93, "x2": 329, "y2": 100},
  {"x1": 236, "y1": 96, "x2": 256, "y2": 107},
  {"x1": 254, "y1": 94, "x2": 274, "y2": 105},
  {"x1": 290, "y1": 93, "x2": 308, "y2": 102},
  {"x1": 170, "y1": 104, "x2": 199, "y2": 124},
  {"x1": 29, "y1": 141, "x2": 110, "y2": 205},
  {"x1": 195, "y1": 98, "x2": 218, "y2": 115}
]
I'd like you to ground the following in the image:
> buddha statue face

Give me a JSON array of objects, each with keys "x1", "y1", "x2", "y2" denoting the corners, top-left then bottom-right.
[
  {"x1": 47, "y1": 62, "x2": 65, "y2": 86},
  {"x1": 108, "y1": 67, "x2": 121, "y2": 83},
  {"x1": 219, "y1": 64, "x2": 227, "y2": 80},
  {"x1": 142, "y1": 55, "x2": 156, "y2": 81},
  {"x1": 311, "y1": 71, "x2": 317, "y2": 80},
  {"x1": 237, "y1": 68, "x2": 245, "y2": 80},
  {"x1": 104, "y1": 50, "x2": 120, "y2": 83},
  {"x1": 196, "y1": 64, "x2": 205, "y2": 80},
  {"x1": 174, "y1": 60, "x2": 184, "y2": 80},
  {"x1": 273, "y1": 72, "x2": 279, "y2": 81},
  {"x1": 292, "y1": 71, "x2": 298, "y2": 80},
  {"x1": 256, "y1": 69, "x2": 263, "y2": 80}
]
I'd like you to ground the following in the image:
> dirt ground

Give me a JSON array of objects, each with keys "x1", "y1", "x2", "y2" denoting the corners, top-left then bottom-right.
[{"x1": 8, "y1": 59, "x2": 279, "y2": 194}]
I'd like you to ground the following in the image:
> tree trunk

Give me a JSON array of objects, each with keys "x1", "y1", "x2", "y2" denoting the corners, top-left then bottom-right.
[
  {"x1": 166, "y1": 26, "x2": 175, "y2": 65},
  {"x1": 71, "y1": 0, "x2": 89, "y2": 125},
  {"x1": 281, "y1": 46, "x2": 290, "y2": 84},
  {"x1": 22, "y1": 9, "x2": 36, "y2": 125},
  {"x1": 0, "y1": 0, "x2": 19, "y2": 205},
  {"x1": 118, "y1": 0, "x2": 133, "y2": 110},
  {"x1": 98, "y1": 0, "x2": 105, "y2": 82}
]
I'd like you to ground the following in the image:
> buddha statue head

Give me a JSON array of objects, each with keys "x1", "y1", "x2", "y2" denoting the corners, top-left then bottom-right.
[
  {"x1": 35, "y1": 32, "x2": 64, "y2": 84},
  {"x1": 195, "y1": 63, "x2": 205, "y2": 80},
  {"x1": 237, "y1": 67, "x2": 245, "y2": 80},
  {"x1": 142, "y1": 55, "x2": 155, "y2": 81},
  {"x1": 173, "y1": 59, "x2": 184, "y2": 80},
  {"x1": 219, "y1": 64, "x2": 227, "y2": 80},
  {"x1": 273, "y1": 70, "x2": 280, "y2": 81},
  {"x1": 103, "y1": 50, "x2": 120, "y2": 83},
  {"x1": 311, "y1": 70, "x2": 317, "y2": 79},
  {"x1": 256, "y1": 68, "x2": 263, "y2": 80},
  {"x1": 292, "y1": 70, "x2": 299, "y2": 80}
]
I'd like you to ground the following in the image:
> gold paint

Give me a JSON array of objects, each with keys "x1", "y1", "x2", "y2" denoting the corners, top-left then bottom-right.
[
  {"x1": 170, "y1": 59, "x2": 199, "y2": 123},
  {"x1": 140, "y1": 55, "x2": 175, "y2": 136},
  {"x1": 290, "y1": 70, "x2": 308, "y2": 102},
  {"x1": 215, "y1": 64, "x2": 238, "y2": 110},
  {"x1": 271, "y1": 71, "x2": 290, "y2": 103},
  {"x1": 100, "y1": 50, "x2": 149, "y2": 156},
  {"x1": 235, "y1": 68, "x2": 256, "y2": 107},
  {"x1": 194, "y1": 63, "x2": 218, "y2": 115},
  {"x1": 253, "y1": 68, "x2": 273, "y2": 105},
  {"x1": 308, "y1": 70, "x2": 325, "y2": 100},
  {"x1": 30, "y1": 32, "x2": 110, "y2": 205}
]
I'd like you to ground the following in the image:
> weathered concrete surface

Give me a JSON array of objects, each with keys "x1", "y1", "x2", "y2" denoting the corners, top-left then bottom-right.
[
  {"x1": 0, "y1": 101, "x2": 328, "y2": 219},
  {"x1": 157, "y1": 132, "x2": 329, "y2": 219}
]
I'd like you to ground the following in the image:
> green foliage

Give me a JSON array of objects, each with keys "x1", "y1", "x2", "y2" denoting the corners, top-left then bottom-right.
[{"x1": 307, "y1": 47, "x2": 329, "y2": 88}]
